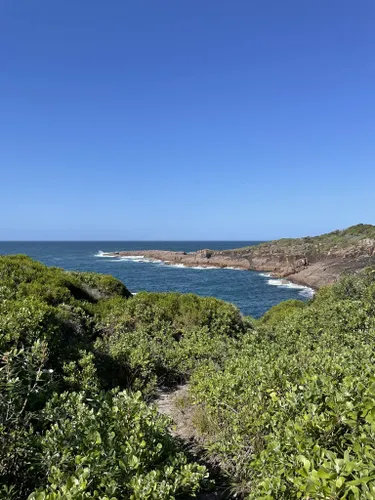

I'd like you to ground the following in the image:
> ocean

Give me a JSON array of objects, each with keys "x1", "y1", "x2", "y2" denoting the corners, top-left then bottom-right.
[{"x1": 0, "y1": 241, "x2": 314, "y2": 318}]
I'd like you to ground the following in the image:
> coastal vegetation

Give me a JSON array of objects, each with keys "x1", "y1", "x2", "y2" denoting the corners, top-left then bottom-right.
[
  {"x1": 241, "y1": 223, "x2": 375, "y2": 255},
  {"x1": 2, "y1": 252, "x2": 375, "y2": 498},
  {"x1": 0, "y1": 255, "x2": 240, "y2": 499},
  {"x1": 191, "y1": 269, "x2": 375, "y2": 498}
]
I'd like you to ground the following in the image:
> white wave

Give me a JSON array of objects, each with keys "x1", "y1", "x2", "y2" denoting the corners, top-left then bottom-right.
[
  {"x1": 99, "y1": 256, "x2": 244, "y2": 272},
  {"x1": 267, "y1": 278, "x2": 286, "y2": 287},
  {"x1": 106, "y1": 257, "x2": 145, "y2": 263},
  {"x1": 260, "y1": 274, "x2": 315, "y2": 298},
  {"x1": 299, "y1": 287, "x2": 315, "y2": 298},
  {"x1": 119, "y1": 255, "x2": 145, "y2": 260},
  {"x1": 190, "y1": 265, "x2": 219, "y2": 270},
  {"x1": 118, "y1": 257, "x2": 145, "y2": 264},
  {"x1": 167, "y1": 262, "x2": 248, "y2": 270},
  {"x1": 105, "y1": 256, "x2": 164, "y2": 265},
  {"x1": 163, "y1": 263, "x2": 221, "y2": 270},
  {"x1": 95, "y1": 251, "x2": 150, "y2": 261},
  {"x1": 95, "y1": 250, "x2": 117, "y2": 258}
]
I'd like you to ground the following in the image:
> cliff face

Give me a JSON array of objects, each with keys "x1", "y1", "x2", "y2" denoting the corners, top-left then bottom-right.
[{"x1": 104, "y1": 224, "x2": 375, "y2": 289}]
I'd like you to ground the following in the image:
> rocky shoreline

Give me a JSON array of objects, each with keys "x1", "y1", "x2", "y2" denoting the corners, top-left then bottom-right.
[
  {"x1": 103, "y1": 249, "x2": 252, "y2": 270},
  {"x1": 103, "y1": 225, "x2": 375, "y2": 290}
]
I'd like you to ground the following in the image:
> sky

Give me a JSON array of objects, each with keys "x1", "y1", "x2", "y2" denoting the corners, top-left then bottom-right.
[{"x1": 0, "y1": 1, "x2": 374, "y2": 240}]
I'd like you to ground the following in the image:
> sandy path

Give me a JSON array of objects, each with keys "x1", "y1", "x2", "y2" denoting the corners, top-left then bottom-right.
[{"x1": 156, "y1": 385, "x2": 229, "y2": 500}]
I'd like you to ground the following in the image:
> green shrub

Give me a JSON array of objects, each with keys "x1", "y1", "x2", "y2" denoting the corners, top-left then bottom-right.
[
  {"x1": 29, "y1": 390, "x2": 207, "y2": 500},
  {"x1": 0, "y1": 256, "x2": 217, "y2": 497},
  {"x1": 94, "y1": 292, "x2": 244, "y2": 393},
  {"x1": 256, "y1": 299, "x2": 306, "y2": 328},
  {"x1": 7, "y1": 254, "x2": 375, "y2": 498},
  {"x1": 0, "y1": 340, "x2": 53, "y2": 497},
  {"x1": 190, "y1": 267, "x2": 375, "y2": 498},
  {"x1": 0, "y1": 255, "x2": 130, "y2": 306},
  {"x1": 67, "y1": 271, "x2": 132, "y2": 300}
]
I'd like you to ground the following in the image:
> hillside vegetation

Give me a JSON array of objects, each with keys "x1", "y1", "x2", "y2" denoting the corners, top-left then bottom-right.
[
  {"x1": 225, "y1": 223, "x2": 375, "y2": 288},
  {"x1": 1, "y1": 254, "x2": 375, "y2": 498},
  {"x1": 236, "y1": 223, "x2": 375, "y2": 257}
]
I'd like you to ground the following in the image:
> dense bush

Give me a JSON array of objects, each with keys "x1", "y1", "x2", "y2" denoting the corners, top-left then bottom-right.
[
  {"x1": 0, "y1": 340, "x2": 52, "y2": 498},
  {"x1": 0, "y1": 255, "x2": 131, "y2": 304},
  {"x1": 0, "y1": 256, "x2": 240, "y2": 498},
  {"x1": 94, "y1": 292, "x2": 243, "y2": 393},
  {"x1": 29, "y1": 390, "x2": 207, "y2": 499},
  {"x1": 0, "y1": 255, "x2": 242, "y2": 396},
  {"x1": 190, "y1": 270, "x2": 375, "y2": 498},
  {"x1": 256, "y1": 299, "x2": 306, "y2": 328},
  {"x1": 4, "y1": 254, "x2": 375, "y2": 499}
]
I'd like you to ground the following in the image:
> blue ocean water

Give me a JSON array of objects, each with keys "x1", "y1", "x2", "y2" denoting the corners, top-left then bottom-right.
[{"x1": 0, "y1": 241, "x2": 313, "y2": 318}]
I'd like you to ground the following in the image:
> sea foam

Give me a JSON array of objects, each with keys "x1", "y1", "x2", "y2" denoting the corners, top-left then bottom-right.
[
  {"x1": 95, "y1": 250, "x2": 117, "y2": 258},
  {"x1": 189, "y1": 265, "x2": 218, "y2": 270},
  {"x1": 119, "y1": 256, "x2": 145, "y2": 262},
  {"x1": 260, "y1": 273, "x2": 315, "y2": 298}
]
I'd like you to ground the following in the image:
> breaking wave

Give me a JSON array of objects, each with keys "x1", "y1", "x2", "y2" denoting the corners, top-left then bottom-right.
[{"x1": 259, "y1": 273, "x2": 315, "y2": 298}]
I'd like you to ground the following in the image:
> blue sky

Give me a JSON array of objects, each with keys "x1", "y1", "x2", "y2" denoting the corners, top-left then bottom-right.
[{"x1": 1, "y1": 1, "x2": 374, "y2": 240}]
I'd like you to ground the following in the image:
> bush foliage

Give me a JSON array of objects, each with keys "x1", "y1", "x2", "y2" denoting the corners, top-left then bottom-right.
[
  {"x1": 0, "y1": 255, "x2": 240, "y2": 498},
  {"x1": 191, "y1": 269, "x2": 375, "y2": 498},
  {"x1": 2, "y1": 254, "x2": 375, "y2": 499}
]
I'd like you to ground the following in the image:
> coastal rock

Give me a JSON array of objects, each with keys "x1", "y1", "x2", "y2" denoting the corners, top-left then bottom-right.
[
  {"x1": 196, "y1": 249, "x2": 213, "y2": 259},
  {"x1": 102, "y1": 224, "x2": 375, "y2": 290}
]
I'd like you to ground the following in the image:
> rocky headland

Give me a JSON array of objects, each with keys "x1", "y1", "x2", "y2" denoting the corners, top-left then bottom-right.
[{"x1": 104, "y1": 224, "x2": 375, "y2": 289}]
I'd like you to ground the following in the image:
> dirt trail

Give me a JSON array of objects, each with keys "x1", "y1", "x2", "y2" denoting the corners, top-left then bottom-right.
[
  {"x1": 156, "y1": 385, "x2": 198, "y2": 441},
  {"x1": 156, "y1": 385, "x2": 230, "y2": 500}
]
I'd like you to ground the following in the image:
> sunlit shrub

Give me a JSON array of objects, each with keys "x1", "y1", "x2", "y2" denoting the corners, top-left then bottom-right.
[
  {"x1": 190, "y1": 267, "x2": 375, "y2": 498},
  {"x1": 29, "y1": 390, "x2": 207, "y2": 500}
]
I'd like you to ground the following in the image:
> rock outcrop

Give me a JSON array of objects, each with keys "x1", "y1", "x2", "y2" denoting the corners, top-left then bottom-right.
[{"x1": 104, "y1": 224, "x2": 375, "y2": 290}]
